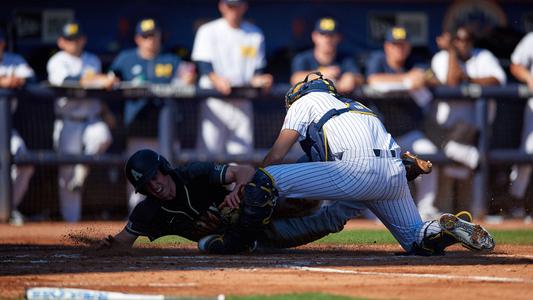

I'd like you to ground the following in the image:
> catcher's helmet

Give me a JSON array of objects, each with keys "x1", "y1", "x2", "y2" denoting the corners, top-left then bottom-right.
[
  {"x1": 125, "y1": 149, "x2": 173, "y2": 194},
  {"x1": 285, "y1": 72, "x2": 337, "y2": 110}
]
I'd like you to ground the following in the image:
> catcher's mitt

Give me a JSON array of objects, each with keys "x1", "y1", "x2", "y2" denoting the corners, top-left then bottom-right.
[
  {"x1": 402, "y1": 151, "x2": 432, "y2": 181},
  {"x1": 193, "y1": 206, "x2": 240, "y2": 236}
]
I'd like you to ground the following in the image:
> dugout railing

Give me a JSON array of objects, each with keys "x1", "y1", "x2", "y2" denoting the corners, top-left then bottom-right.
[{"x1": 1, "y1": 83, "x2": 532, "y2": 222}]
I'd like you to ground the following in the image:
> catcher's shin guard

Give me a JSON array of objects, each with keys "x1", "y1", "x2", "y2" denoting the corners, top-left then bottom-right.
[
  {"x1": 411, "y1": 220, "x2": 458, "y2": 256},
  {"x1": 198, "y1": 169, "x2": 277, "y2": 254},
  {"x1": 239, "y1": 168, "x2": 278, "y2": 235}
]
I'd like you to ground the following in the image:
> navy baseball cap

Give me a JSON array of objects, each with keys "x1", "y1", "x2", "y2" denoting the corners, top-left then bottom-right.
[
  {"x1": 385, "y1": 26, "x2": 408, "y2": 43},
  {"x1": 61, "y1": 21, "x2": 84, "y2": 40},
  {"x1": 314, "y1": 17, "x2": 339, "y2": 35},
  {"x1": 223, "y1": 0, "x2": 247, "y2": 5},
  {"x1": 135, "y1": 18, "x2": 161, "y2": 36}
]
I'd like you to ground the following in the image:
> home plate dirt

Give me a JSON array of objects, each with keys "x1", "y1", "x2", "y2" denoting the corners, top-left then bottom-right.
[{"x1": 1, "y1": 221, "x2": 532, "y2": 300}]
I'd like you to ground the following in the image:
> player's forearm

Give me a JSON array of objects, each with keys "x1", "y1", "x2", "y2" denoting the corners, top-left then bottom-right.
[
  {"x1": 225, "y1": 165, "x2": 256, "y2": 186},
  {"x1": 469, "y1": 76, "x2": 501, "y2": 86},
  {"x1": 510, "y1": 63, "x2": 533, "y2": 83},
  {"x1": 262, "y1": 150, "x2": 284, "y2": 167},
  {"x1": 446, "y1": 50, "x2": 465, "y2": 86},
  {"x1": 367, "y1": 73, "x2": 406, "y2": 84},
  {"x1": 113, "y1": 228, "x2": 138, "y2": 247},
  {"x1": 336, "y1": 73, "x2": 363, "y2": 94},
  {"x1": 261, "y1": 130, "x2": 299, "y2": 167}
]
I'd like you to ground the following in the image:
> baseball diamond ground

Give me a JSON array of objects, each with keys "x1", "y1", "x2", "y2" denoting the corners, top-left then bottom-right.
[{"x1": 1, "y1": 220, "x2": 532, "y2": 300}]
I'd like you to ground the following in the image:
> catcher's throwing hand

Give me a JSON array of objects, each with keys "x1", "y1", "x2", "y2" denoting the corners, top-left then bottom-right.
[{"x1": 220, "y1": 183, "x2": 245, "y2": 209}]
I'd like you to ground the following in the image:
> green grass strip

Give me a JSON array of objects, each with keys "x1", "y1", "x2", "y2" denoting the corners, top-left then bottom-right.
[
  {"x1": 316, "y1": 229, "x2": 533, "y2": 245},
  {"x1": 136, "y1": 229, "x2": 533, "y2": 246}
]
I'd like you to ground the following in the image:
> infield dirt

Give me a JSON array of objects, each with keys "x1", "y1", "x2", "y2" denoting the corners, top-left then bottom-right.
[{"x1": 1, "y1": 220, "x2": 532, "y2": 300}]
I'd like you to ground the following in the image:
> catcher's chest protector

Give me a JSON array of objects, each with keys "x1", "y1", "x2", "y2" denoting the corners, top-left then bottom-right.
[{"x1": 299, "y1": 98, "x2": 375, "y2": 162}]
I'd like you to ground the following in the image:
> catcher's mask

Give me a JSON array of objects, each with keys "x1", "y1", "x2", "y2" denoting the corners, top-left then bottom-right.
[
  {"x1": 284, "y1": 71, "x2": 337, "y2": 110},
  {"x1": 125, "y1": 149, "x2": 173, "y2": 194}
]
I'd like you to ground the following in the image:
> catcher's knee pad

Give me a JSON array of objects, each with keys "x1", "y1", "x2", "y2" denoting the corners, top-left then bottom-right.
[{"x1": 240, "y1": 168, "x2": 278, "y2": 232}]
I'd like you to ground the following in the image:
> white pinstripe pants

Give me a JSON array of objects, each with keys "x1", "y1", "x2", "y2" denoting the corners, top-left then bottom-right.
[{"x1": 265, "y1": 152, "x2": 424, "y2": 251}]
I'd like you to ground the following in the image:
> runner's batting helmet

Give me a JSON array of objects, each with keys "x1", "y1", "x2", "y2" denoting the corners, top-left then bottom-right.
[{"x1": 125, "y1": 149, "x2": 173, "y2": 194}]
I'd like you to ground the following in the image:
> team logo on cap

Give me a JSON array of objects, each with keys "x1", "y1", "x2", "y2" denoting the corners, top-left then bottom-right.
[
  {"x1": 131, "y1": 169, "x2": 143, "y2": 181},
  {"x1": 392, "y1": 27, "x2": 406, "y2": 40},
  {"x1": 140, "y1": 19, "x2": 155, "y2": 32},
  {"x1": 319, "y1": 18, "x2": 336, "y2": 31},
  {"x1": 65, "y1": 24, "x2": 79, "y2": 35}
]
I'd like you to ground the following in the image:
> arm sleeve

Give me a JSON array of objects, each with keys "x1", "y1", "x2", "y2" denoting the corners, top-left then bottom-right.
[
  {"x1": 282, "y1": 99, "x2": 313, "y2": 140},
  {"x1": 182, "y1": 162, "x2": 228, "y2": 185},
  {"x1": 476, "y1": 50, "x2": 506, "y2": 84},
  {"x1": 341, "y1": 56, "x2": 361, "y2": 74},
  {"x1": 254, "y1": 67, "x2": 266, "y2": 75},
  {"x1": 430, "y1": 51, "x2": 448, "y2": 83},
  {"x1": 125, "y1": 200, "x2": 162, "y2": 241},
  {"x1": 254, "y1": 32, "x2": 267, "y2": 72},
  {"x1": 191, "y1": 25, "x2": 212, "y2": 63},
  {"x1": 92, "y1": 55, "x2": 102, "y2": 73},
  {"x1": 511, "y1": 33, "x2": 533, "y2": 67},
  {"x1": 291, "y1": 53, "x2": 308, "y2": 73},
  {"x1": 365, "y1": 52, "x2": 384, "y2": 76},
  {"x1": 47, "y1": 55, "x2": 71, "y2": 85},
  {"x1": 109, "y1": 52, "x2": 125, "y2": 79},
  {"x1": 12, "y1": 55, "x2": 35, "y2": 79},
  {"x1": 196, "y1": 61, "x2": 214, "y2": 76}
]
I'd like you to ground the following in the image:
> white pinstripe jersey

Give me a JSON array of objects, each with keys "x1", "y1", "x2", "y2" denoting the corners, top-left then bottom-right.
[
  {"x1": 266, "y1": 93, "x2": 435, "y2": 253},
  {"x1": 283, "y1": 92, "x2": 400, "y2": 156}
]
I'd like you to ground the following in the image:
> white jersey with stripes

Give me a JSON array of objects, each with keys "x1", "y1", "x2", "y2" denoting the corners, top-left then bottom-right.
[
  {"x1": 264, "y1": 92, "x2": 428, "y2": 252},
  {"x1": 283, "y1": 92, "x2": 399, "y2": 156}
]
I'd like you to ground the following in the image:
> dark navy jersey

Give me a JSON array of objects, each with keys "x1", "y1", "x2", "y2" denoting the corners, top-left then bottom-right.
[
  {"x1": 365, "y1": 50, "x2": 428, "y2": 137},
  {"x1": 292, "y1": 50, "x2": 361, "y2": 76},
  {"x1": 110, "y1": 48, "x2": 182, "y2": 131},
  {"x1": 126, "y1": 162, "x2": 229, "y2": 241},
  {"x1": 109, "y1": 48, "x2": 181, "y2": 83},
  {"x1": 365, "y1": 51, "x2": 428, "y2": 76}
]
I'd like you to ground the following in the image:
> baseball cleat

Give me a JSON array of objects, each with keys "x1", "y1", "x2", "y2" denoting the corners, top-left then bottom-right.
[
  {"x1": 439, "y1": 213, "x2": 495, "y2": 251},
  {"x1": 455, "y1": 210, "x2": 473, "y2": 223},
  {"x1": 198, "y1": 234, "x2": 224, "y2": 254}
]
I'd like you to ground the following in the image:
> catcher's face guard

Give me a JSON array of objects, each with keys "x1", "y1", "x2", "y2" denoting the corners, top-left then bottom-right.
[{"x1": 284, "y1": 71, "x2": 337, "y2": 110}]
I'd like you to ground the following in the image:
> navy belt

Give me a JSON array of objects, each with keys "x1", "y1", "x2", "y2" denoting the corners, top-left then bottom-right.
[{"x1": 373, "y1": 149, "x2": 398, "y2": 158}]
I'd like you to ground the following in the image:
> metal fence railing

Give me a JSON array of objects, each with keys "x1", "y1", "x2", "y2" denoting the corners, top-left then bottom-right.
[{"x1": 1, "y1": 83, "x2": 532, "y2": 221}]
